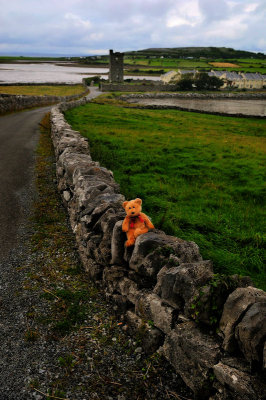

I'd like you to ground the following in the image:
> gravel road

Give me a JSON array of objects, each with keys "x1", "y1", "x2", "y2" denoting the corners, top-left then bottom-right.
[
  {"x1": 0, "y1": 106, "x2": 50, "y2": 260},
  {"x1": 0, "y1": 105, "x2": 52, "y2": 399}
]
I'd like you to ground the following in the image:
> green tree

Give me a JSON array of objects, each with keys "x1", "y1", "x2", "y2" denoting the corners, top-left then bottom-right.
[
  {"x1": 195, "y1": 73, "x2": 223, "y2": 90},
  {"x1": 176, "y1": 77, "x2": 194, "y2": 90}
]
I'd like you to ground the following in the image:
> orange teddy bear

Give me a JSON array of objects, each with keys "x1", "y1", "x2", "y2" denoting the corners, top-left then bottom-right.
[{"x1": 122, "y1": 198, "x2": 154, "y2": 247}]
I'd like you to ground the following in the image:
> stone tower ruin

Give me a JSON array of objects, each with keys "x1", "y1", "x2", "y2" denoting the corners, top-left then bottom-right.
[{"x1": 109, "y1": 49, "x2": 124, "y2": 83}]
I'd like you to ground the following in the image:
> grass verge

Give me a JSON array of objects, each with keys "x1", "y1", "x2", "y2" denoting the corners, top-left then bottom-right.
[
  {"x1": 0, "y1": 84, "x2": 86, "y2": 97},
  {"x1": 64, "y1": 102, "x2": 266, "y2": 290}
]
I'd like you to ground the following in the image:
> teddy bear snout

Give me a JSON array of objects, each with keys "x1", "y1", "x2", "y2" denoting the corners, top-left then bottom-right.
[{"x1": 131, "y1": 211, "x2": 135, "y2": 215}]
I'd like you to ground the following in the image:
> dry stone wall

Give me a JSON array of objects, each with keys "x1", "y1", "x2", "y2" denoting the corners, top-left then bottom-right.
[
  {"x1": 101, "y1": 82, "x2": 178, "y2": 92},
  {"x1": 120, "y1": 92, "x2": 266, "y2": 99},
  {"x1": 50, "y1": 98, "x2": 266, "y2": 400},
  {"x1": 0, "y1": 81, "x2": 89, "y2": 115}
]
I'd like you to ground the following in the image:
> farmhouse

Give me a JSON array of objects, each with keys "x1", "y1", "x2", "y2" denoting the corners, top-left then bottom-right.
[
  {"x1": 161, "y1": 69, "x2": 266, "y2": 89},
  {"x1": 161, "y1": 69, "x2": 196, "y2": 83}
]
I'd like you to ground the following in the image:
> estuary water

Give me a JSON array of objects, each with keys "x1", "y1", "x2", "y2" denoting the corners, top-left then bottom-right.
[
  {"x1": 127, "y1": 97, "x2": 266, "y2": 117},
  {"x1": 0, "y1": 62, "x2": 159, "y2": 83}
]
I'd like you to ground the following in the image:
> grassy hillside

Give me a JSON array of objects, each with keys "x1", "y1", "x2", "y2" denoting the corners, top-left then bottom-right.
[
  {"x1": 126, "y1": 46, "x2": 266, "y2": 59},
  {"x1": 65, "y1": 101, "x2": 266, "y2": 290}
]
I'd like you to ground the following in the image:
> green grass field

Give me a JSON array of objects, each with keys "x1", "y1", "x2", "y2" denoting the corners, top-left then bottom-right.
[
  {"x1": 123, "y1": 57, "x2": 266, "y2": 73},
  {"x1": 0, "y1": 84, "x2": 86, "y2": 96},
  {"x1": 65, "y1": 102, "x2": 266, "y2": 290}
]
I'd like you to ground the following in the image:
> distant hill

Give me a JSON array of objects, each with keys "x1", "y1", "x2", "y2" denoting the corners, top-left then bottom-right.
[{"x1": 125, "y1": 47, "x2": 265, "y2": 59}]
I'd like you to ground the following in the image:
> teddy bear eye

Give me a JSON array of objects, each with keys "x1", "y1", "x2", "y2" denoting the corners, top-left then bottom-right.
[{"x1": 129, "y1": 207, "x2": 131, "y2": 209}]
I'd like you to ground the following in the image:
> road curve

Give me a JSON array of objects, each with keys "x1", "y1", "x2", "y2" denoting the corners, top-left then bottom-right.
[{"x1": 0, "y1": 86, "x2": 102, "y2": 262}]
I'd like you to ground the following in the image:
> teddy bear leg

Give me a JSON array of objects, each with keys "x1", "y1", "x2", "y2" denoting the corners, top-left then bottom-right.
[
  {"x1": 125, "y1": 231, "x2": 136, "y2": 247},
  {"x1": 134, "y1": 227, "x2": 149, "y2": 239}
]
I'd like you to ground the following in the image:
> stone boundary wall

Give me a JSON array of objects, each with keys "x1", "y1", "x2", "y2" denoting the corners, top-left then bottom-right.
[
  {"x1": 101, "y1": 83, "x2": 266, "y2": 97},
  {"x1": 120, "y1": 91, "x2": 266, "y2": 100},
  {"x1": 50, "y1": 98, "x2": 266, "y2": 400},
  {"x1": 124, "y1": 104, "x2": 265, "y2": 119},
  {"x1": 101, "y1": 82, "x2": 178, "y2": 92},
  {"x1": 0, "y1": 82, "x2": 83, "y2": 86},
  {"x1": 0, "y1": 80, "x2": 89, "y2": 115}
]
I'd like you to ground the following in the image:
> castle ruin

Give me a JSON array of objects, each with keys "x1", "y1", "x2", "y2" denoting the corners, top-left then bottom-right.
[{"x1": 109, "y1": 49, "x2": 124, "y2": 83}]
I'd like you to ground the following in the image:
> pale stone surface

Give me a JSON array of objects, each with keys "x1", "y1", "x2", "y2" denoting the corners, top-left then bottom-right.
[
  {"x1": 111, "y1": 220, "x2": 127, "y2": 265},
  {"x1": 129, "y1": 231, "x2": 202, "y2": 286},
  {"x1": 154, "y1": 260, "x2": 213, "y2": 313},
  {"x1": 125, "y1": 310, "x2": 164, "y2": 354},
  {"x1": 213, "y1": 361, "x2": 266, "y2": 400},
  {"x1": 117, "y1": 278, "x2": 140, "y2": 305},
  {"x1": 219, "y1": 287, "x2": 266, "y2": 352},
  {"x1": 163, "y1": 321, "x2": 221, "y2": 397},
  {"x1": 135, "y1": 292, "x2": 177, "y2": 334},
  {"x1": 235, "y1": 302, "x2": 266, "y2": 365},
  {"x1": 63, "y1": 190, "x2": 71, "y2": 202}
]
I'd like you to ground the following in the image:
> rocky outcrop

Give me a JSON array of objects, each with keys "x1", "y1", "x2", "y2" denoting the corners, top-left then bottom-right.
[{"x1": 50, "y1": 98, "x2": 266, "y2": 399}]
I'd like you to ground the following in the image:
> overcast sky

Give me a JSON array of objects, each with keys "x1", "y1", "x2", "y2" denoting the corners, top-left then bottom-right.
[{"x1": 0, "y1": 0, "x2": 265, "y2": 56}]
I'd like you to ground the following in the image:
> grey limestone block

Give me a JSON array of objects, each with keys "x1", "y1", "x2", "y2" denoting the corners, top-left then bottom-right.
[
  {"x1": 56, "y1": 135, "x2": 89, "y2": 159},
  {"x1": 129, "y1": 231, "x2": 203, "y2": 285},
  {"x1": 103, "y1": 265, "x2": 127, "y2": 283},
  {"x1": 63, "y1": 190, "x2": 71, "y2": 202},
  {"x1": 213, "y1": 360, "x2": 266, "y2": 400},
  {"x1": 86, "y1": 208, "x2": 124, "y2": 266},
  {"x1": 117, "y1": 277, "x2": 140, "y2": 305},
  {"x1": 154, "y1": 260, "x2": 213, "y2": 313},
  {"x1": 135, "y1": 292, "x2": 178, "y2": 334},
  {"x1": 82, "y1": 258, "x2": 104, "y2": 282},
  {"x1": 57, "y1": 150, "x2": 93, "y2": 189},
  {"x1": 163, "y1": 321, "x2": 221, "y2": 398},
  {"x1": 111, "y1": 220, "x2": 127, "y2": 265},
  {"x1": 125, "y1": 310, "x2": 164, "y2": 354},
  {"x1": 219, "y1": 286, "x2": 266, "y2": 353},
  {"x1": 110, "y1": 294, "x2": 130, "y2": 315},
  {"x1": 235, "y1": 302, "x2": 266, "y2": 366}
]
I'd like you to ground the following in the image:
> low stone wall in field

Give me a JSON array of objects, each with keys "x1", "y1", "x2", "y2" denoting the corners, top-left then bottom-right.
[
  {"x1": 120, "y1": 91, "x2": 266, "y2": 100},
  {"x1": 50, "y1": 98, "x2": 266, "y2": 400},
  {"x1": 0, "y1": 80, "x2": 89, "y2": 114},
  {"x1": 100, "y1": 82, "x2": 178, "y2": 92}
]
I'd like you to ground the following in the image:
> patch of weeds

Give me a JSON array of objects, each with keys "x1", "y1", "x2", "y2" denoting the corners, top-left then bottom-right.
[
  {"x1": 47, "y1": 388, "x2": 67, "y2": 400},
  {"x1": 190, "y1": 273, "x2": 241, "y2": 327},
  {"x1": 154, "y1": 245, "x2": 175, "y2": 258},
  {"x1": 58, "y1": 354, "x2": 77, "y2": 374},
  {"x1": 24, "y1": 329, "x2": 40, "y2": 342}
]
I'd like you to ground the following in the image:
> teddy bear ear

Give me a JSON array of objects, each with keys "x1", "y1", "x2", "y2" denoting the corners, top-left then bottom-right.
[
  {"x1": 122, "y1": 201, "x2": 128, "y2": 209},
  {"x1": 135, "y1": 198, "x2": 142, "y2": 205}
]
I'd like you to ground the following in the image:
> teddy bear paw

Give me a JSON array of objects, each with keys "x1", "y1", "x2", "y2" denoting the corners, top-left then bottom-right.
[{"x1": 125, "y1": 239, "x2": 135, "y2": 247}]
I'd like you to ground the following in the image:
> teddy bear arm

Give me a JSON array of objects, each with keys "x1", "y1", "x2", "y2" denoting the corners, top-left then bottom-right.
[
  {"x1": 122, "y1": 217, "x2": 130, "y2": 232},
  {"x1": 141, "y1": 213, "x2": 155, "y2": 229}
]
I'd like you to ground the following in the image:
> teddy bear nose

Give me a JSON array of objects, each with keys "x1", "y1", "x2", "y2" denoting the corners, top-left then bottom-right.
[{"x1": 131, "y1": 211, "x2": 135, "y2": 214}]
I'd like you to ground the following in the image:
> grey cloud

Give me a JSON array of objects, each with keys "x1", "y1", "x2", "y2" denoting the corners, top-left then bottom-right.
[{"x1": 0, "y1": 0, "x2": 265, "y2": 55}]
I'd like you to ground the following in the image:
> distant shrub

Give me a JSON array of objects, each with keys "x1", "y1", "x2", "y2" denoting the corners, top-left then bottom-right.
[
  {"x1": 84, "y1": 76, "x2": 101, "y2": 86},
  {"x1": 176, "y1": 77, "x2": 194, "y2": 90}
]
